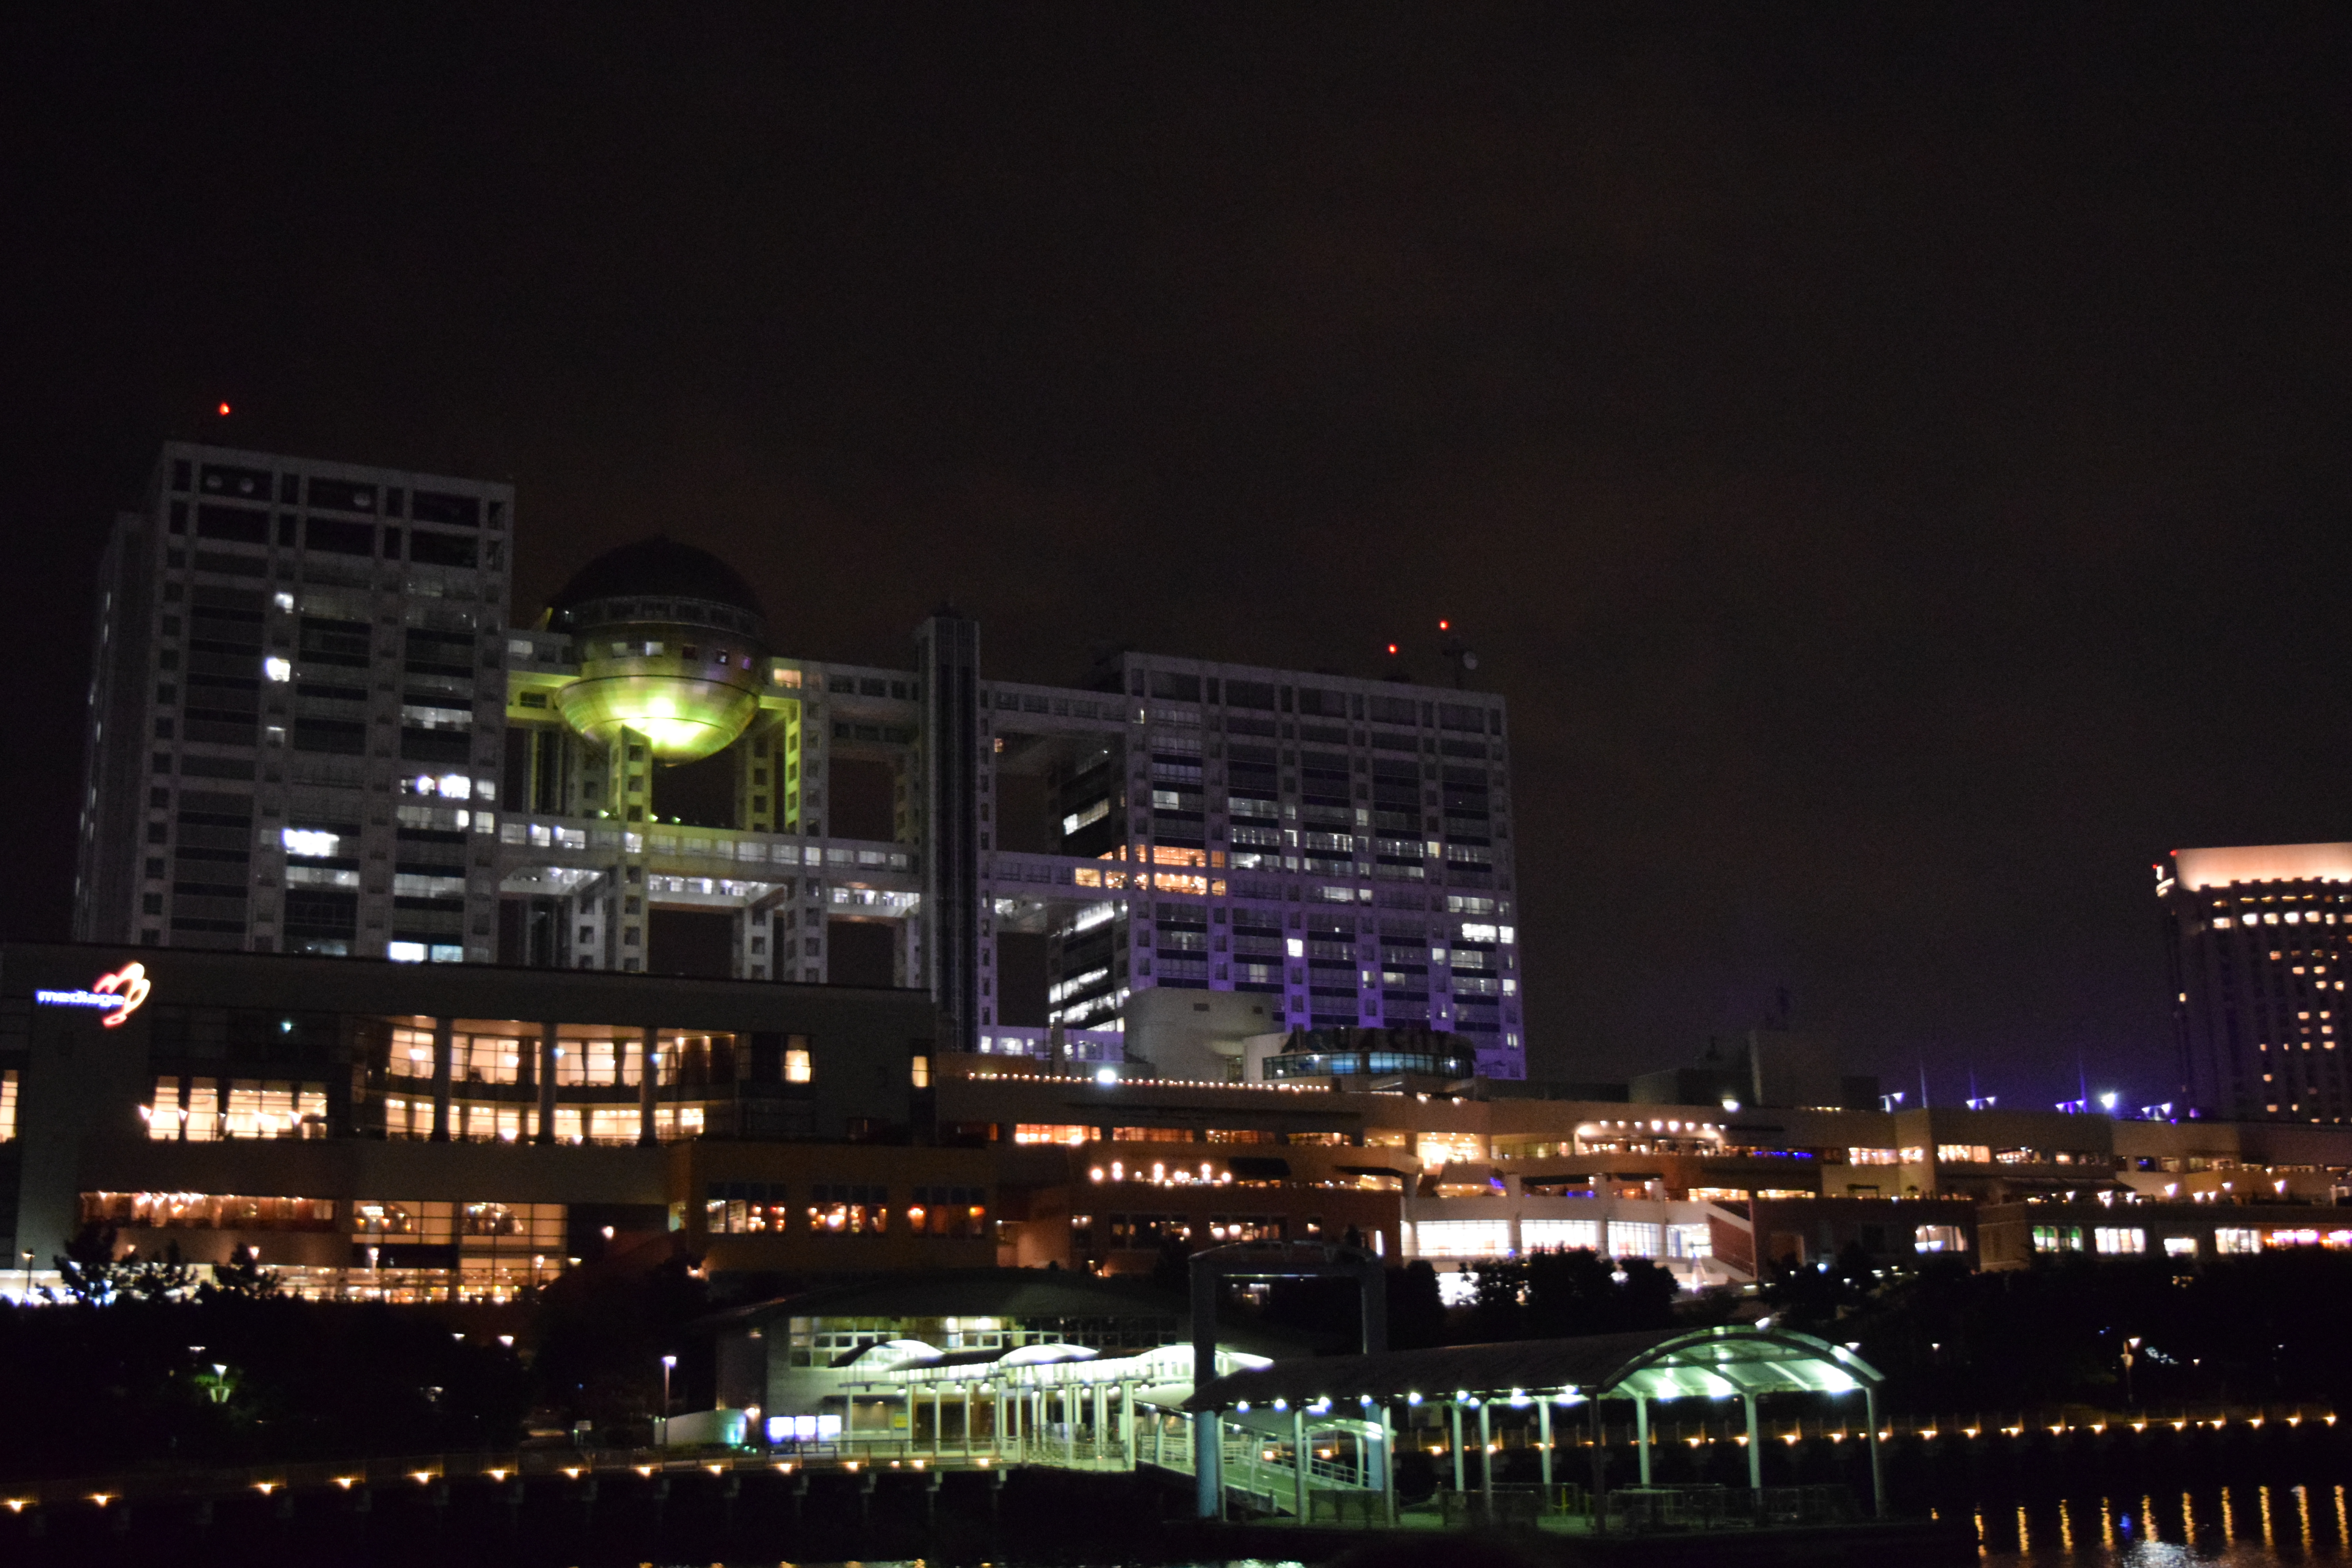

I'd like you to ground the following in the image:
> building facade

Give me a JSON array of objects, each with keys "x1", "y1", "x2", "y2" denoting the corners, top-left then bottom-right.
[
  {"x1": 76, "y1": 444, "x2": 1525, "y2": 1078},
  {"x1": 2161, "y1": 842, "x2": 2352, "y2": 1122},
  {"x1": 0, "y1": 940, "x2": 960, "y2": 1294}
]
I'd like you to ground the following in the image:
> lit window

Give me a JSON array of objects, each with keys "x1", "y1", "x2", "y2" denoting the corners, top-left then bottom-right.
[
  {"x1": 387, "y1": 941, "x2": 427, "y2": 963},
  {"x1": 910, "y1": 1054, "x2": 931, "y2": 1089},
  {"x1": 262, "y1": 656, "x2": 291, "y2": 682},
  {"x1": 784, "y1": 1048, "x2": 811, "y2": 1083}
]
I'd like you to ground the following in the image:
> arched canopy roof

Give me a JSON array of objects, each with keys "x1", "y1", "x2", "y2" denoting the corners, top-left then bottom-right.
[{"x1": 1183, "y1": 1324, "x2": 1878, "y2": 1413}]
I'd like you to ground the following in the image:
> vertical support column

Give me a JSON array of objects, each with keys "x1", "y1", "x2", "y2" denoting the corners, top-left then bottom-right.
[
  {"x1": 638, "y1": 1025, "x2": 658, "y2": 1146},
  {"x1": 1538, "y1": 1398, "x2": 1553, "y2": 1488},
  {"x1": 1744, "y1": 1392, "x2": 1762, "y2": 1493},
  {"x1": 1865, "y1": 1384, "x2": 1886, "y2": 1518},
  {"x1": 1292, "y1": 1406, "x2": 1308, "y2": 1520},
  {"x1": 1590, "y1": 1396, "x2": 1608, "y2": 1536},
  {"x1": 614, "y1": 726, "x2": 650, "y2": 972},
  {"x1": 916, "y1": 612, "x2": 982, "y2": 1055},
  {"x1": 1450, "y1": 1403, "x2": 1465, "y2": 1492},
  {"x1": 934, "y1": 1383, "x2": 944, "y2": 1457},
  {"x1": 992, "y1": 1385, "x2": 1005, "y2": 1456},
  {"x1": 1122, "y1": 1383, "x2": 1136, "y2": 1468},
  {"x1": 430, "y1": 1017, "x2": 454, "y2": 1142},
  {"x1": 963, "y1": 1383, "x2": 974, "y2": 1458},
  {"x1": 535, "y1": 1022, "x2": 558, "y2": 1143},
  {"x1": 1635, "y1": 1394, "x2": 1651, "y2": 1484},
  {"x1": 1212, "y1": 1415, "x2": 1228, "y2": 1521},
  {"x1": 1190, "y1": 1255, "x2": 1222, "y2": 1517},
  {"x1": 1380, "y1": 1405, "x2": 1397, "y2": 1526},
  {"x1": 1477, "y1": 1400, "x2": 1494, "y2": 1514}
]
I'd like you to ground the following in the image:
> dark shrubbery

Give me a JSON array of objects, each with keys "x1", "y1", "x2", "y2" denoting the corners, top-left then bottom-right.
[{"x1": 1771, "y1": 1246, "x2": 2352, "y2": 1412}]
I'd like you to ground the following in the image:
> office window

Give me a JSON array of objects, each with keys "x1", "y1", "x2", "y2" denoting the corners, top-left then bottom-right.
[
  {"x1": 784, "y1": 1047, "x2": 812, "y2": 1083},
  {"x1": 807, "y1": 1183, "x2": 888, "y2": 1234}
]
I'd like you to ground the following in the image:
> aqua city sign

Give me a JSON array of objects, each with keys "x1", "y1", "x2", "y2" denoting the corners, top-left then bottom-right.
[{"x1": 34, "y1": 962, "x2": 152, "y2": 1029}]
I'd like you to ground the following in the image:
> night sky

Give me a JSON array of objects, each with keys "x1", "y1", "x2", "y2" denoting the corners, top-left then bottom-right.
[{"x1": 5, "y1": 8, "x2": 2350, "y2": 1107}]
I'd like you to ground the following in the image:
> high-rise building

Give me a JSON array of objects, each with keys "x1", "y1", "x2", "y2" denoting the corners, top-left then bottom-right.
[
  {"x1": 78, "y1": 444, "x2": 1526, "y2": 1077},
  {"x1": 2160, "y1": 842, "x2": 2352, "y2": 1122},
  {"x1": 76, "y1": 443, "x2": 514, "y2": 966}
]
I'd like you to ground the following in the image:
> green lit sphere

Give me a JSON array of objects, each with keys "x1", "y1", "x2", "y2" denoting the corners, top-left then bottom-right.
[{"x1": 543, "y1": 540, "x2": 771, "y2": 763}]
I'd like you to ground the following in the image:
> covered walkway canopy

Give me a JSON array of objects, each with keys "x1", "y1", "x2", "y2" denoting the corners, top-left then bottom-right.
[
  {"x1": 1183, "y1": 1324, "x2": 1890, "y2": 1520},
  {"x1": 1185, "y1": 1323, "x2": 1880, "y2": 1410}
]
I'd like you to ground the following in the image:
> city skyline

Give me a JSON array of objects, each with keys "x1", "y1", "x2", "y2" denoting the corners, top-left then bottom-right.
[{"x1": 6, "y1": 11, "x2": 2352, "y2": 1109}]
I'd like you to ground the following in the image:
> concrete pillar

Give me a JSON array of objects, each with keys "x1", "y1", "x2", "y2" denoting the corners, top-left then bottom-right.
[
  {"x1": 1094, "y1": 1382, "x2": 1108, "y2": 1460},
  {"x1": 535, "y1": 1022, "x2": 558, "y2": 1143},
  {"x1": 1539, "y1": 1399, "x2": 1553, "y2": 1488},
  {"x1": 430, "y1": 1017, "x2": 454, "y2": 1141},
  {"x1": 1744, "y1": 1392, "x2": 1762, "y2": 1492},
  {"x1": 1121, "y1": 1383, "x2": 1137, "y2": 1468},
  {"x1": 1380, "y1": 1405, "x2": 1397, "y2": 1526},
  {"x1": 1450, "y1": 1403, "x2": 1465, "y2": 1492},
  {"x1": 1292, "y1": 1406, "x2": 1308, "y2": 1520},
  {"x1": 1590, "y1": 1396, "x2": 1607, "y2": 1535},
  {"x1": 638, "y1": 1026, "x2": 658, "y2": 1146},
  {"x1": 964, "y1": 1383, "x2": 975, "y2": 1458},
  {"x1": 1866, "y1": 1384, "x2": 1886, "y2": 1518},
  {"x1": 1635, "y1": 1394, "x2": 1651, "y2": 1485},
  {"x1": 993, "y1": 1386, "x2": 1005, "y2": 1456},
  {"x1": 934, "y1": 1382, "x2": 945, "y2": 1456},
  {"x1": 1190, "y1": 1254, "x2": 1224, "y2": 1518},
  {"x1": 1477, "y1": 1400, "x2": 1493, "y2": 1514}
]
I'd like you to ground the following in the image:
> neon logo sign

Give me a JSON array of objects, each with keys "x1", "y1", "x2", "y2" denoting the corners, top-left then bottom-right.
[{"x1": 34, "y1": 962, "x2": 152, "y2": 1028}]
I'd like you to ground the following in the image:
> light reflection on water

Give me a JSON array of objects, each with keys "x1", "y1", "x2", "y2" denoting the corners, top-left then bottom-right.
[{"x1": 1975, "y1": 1483, "x2": 2352, "y2": 1566}]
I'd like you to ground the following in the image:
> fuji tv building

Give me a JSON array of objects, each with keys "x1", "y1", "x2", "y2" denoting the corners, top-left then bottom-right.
[{"x1": 73, "y1": 442, "x2": 1527, "y2": 1079}]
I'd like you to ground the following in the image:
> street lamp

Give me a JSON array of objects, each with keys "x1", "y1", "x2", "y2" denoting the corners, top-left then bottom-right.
[
  {"x1": 18, "y1": 1250, "x2": 32, "y2": 1303},
  {"x1": 661, "y1": 1354, "x2": 678, "y2": 1425}
]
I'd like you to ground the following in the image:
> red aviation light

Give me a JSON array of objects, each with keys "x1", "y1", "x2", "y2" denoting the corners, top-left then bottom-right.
[{"x1": 216, "y1": 402, "x2": 232, "y2": 416}]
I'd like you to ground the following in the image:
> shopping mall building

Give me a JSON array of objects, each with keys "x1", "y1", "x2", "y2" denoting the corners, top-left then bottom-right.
[{"x1": 11, "y1": 938, "x2": 2352, "y2": 1306}]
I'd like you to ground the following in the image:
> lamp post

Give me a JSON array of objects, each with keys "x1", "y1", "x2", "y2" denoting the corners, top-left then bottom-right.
[
  {"x1": 660, "y1": 1353, "x2": 677, "y2": 1442},
  {"x1": 18, "y1": 1249, "x2": 32, "y2": 1303}
]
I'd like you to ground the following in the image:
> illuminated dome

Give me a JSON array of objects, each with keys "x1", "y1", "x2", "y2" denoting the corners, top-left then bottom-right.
[{"x1": 543, "y1": 539, "x2": 771, "y2": 762}]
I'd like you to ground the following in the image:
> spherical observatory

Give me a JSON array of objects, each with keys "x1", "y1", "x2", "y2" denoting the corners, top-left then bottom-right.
[{"x1": 543, "y1": 539, "x2": 770, "y2": 762}]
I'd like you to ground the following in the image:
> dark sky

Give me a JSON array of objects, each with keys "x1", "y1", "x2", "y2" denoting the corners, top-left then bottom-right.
[{"x1": 5, "y1": 7, "x2": 2350, "y2": 1107}]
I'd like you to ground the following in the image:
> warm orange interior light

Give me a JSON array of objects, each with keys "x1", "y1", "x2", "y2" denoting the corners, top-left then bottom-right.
[{"x1": 217, "y1": 402, "x2": 232, "y2": 416}]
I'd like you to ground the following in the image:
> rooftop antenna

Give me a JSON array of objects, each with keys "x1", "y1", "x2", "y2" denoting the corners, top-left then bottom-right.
[{"x1": 1436, "y1": 619, "x2": 1478, "y2": 688}]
